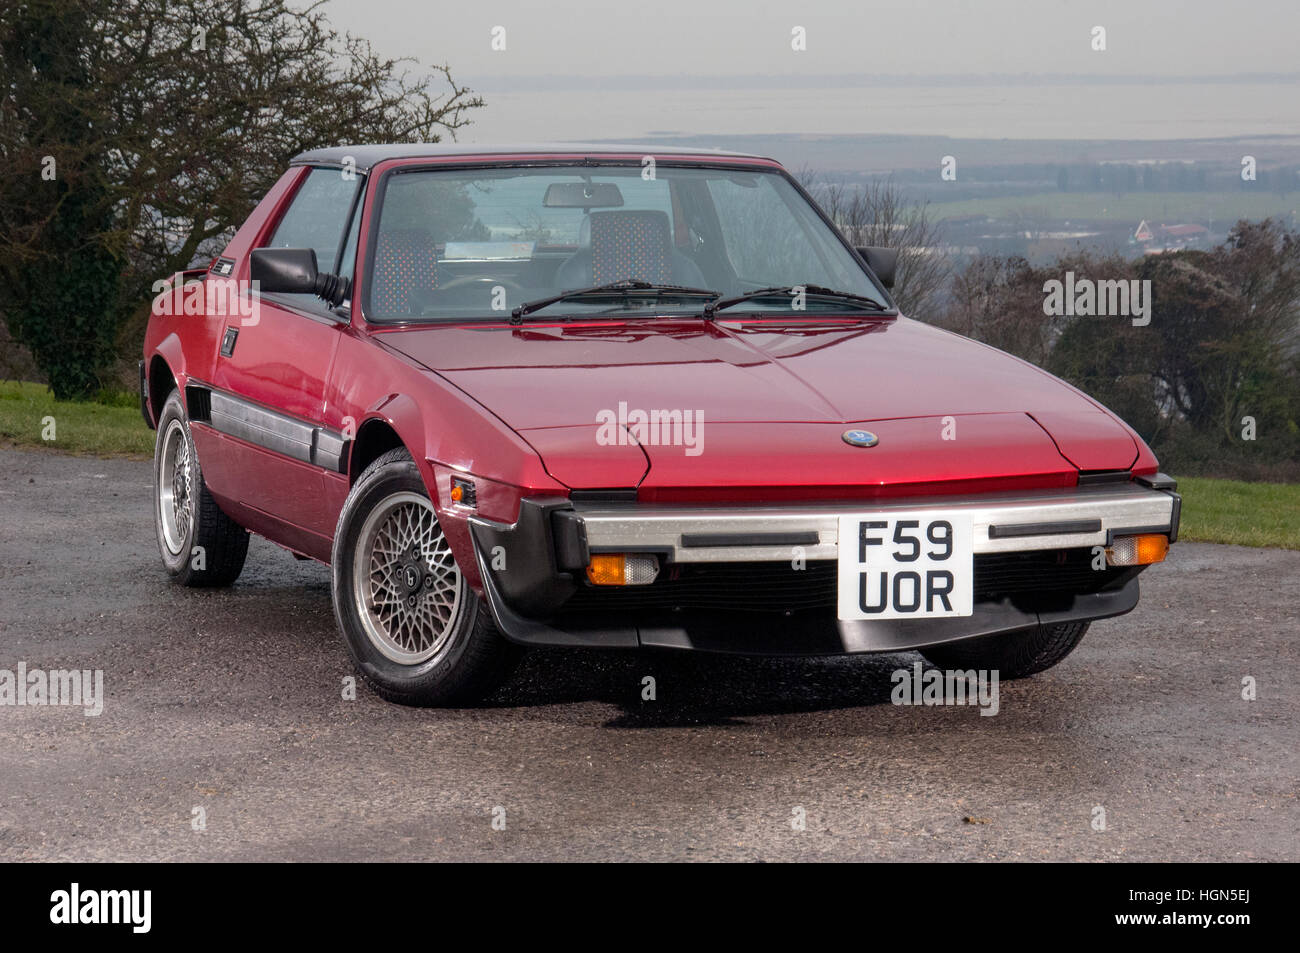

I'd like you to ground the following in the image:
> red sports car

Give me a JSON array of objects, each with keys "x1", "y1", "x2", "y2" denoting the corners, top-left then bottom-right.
[{"x1": 141, "y1": 144, "x2": 1179, "y2": 705}]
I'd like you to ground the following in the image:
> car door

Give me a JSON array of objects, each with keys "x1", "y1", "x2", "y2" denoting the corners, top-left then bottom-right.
[{"x1": 207, "y1": 166, "x2": 364, "y2": 551}]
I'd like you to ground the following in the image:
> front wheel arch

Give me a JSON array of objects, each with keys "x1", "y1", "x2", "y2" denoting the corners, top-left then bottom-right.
[
  {"x1": 349, "y1": 417, "x2": 408, "y2": 486},
  {"x1": 330, "y1": 447, "x2": 519, "y2": 705},
  {"x1": 147, "y1": 354, "x2": 177, "y2": 428}
]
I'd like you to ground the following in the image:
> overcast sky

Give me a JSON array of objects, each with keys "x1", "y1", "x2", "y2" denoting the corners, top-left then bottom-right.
[
  {"x1": 327, "y1": 0, "x2": 1298, "y2": 81},
  {"x1": 325, "y1": 0, "x2": 1298, "y2": 142}
]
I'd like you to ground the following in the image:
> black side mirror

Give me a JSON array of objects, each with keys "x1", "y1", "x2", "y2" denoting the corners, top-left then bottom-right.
[
  {"x1": 856, "y1": 246, "x2": 898, "y2": 289},
  {"x1": 250, "y1": 247, "x2": 350, "y2": 307}
]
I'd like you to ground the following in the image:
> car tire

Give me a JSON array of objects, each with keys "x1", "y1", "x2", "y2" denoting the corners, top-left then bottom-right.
[
  {"x1": 153, "y1": 389, "x2": 250, "y2": 586},
  {"x1": 331, "y1": 447, "x2": 520, "y2": 706},
  {"x1": 919, "y1": 621, "x2": 1090, "y2": 679}
]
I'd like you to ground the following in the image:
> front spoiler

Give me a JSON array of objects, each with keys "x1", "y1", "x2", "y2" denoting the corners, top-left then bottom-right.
[{"x1": 467, "y1": 478, "x2": 1177, "y2": 654}]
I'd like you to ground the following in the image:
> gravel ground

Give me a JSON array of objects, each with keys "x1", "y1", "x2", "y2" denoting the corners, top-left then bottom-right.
[{"x1": 0, "y1": 446, "x2": 1296, "y2": 861}]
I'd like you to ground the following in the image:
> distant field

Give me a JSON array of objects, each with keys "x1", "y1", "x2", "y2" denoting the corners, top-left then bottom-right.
[
  {"x1": 929, "y1": 191, "x2": 1300, "y2": 225},
  {"x1": 1176, "y1": 476, "x2": 1300, "y2": 550}
]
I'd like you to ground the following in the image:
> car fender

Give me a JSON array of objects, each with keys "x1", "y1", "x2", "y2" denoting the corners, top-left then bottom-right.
[
  {"x1": 354, "y1": 392, "x2": 566, "y2": 595},
  {"x1": 144, "y1": 331, "x2": 188, "y2": 421}
]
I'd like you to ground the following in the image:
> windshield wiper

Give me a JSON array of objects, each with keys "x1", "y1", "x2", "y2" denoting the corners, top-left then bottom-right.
[
  {"x1": 510, "y1": 280, "x2": 720, "y2": 324},
  {"x1": 702, "y1": 284, "x2": 889, "y2": 320}
]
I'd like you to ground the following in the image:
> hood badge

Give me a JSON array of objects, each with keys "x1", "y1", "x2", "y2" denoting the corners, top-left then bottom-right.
[{"x1": 842, "y1": 429, "x2": 879, "y2": 448}]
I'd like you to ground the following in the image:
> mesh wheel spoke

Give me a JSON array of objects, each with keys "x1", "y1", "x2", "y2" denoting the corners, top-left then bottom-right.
[{"x1": 352, "y1": 491, "x2": 463, "y2": 665}]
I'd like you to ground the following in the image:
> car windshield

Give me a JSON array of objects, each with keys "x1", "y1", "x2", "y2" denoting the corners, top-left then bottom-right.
[{"x1": 363, "y1": 164, "x2": 890, "y2": 321}]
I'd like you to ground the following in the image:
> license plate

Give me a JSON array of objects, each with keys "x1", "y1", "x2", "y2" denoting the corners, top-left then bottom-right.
[{"x1": 837, "y1": 512, "x2": 974, "y2": 620}]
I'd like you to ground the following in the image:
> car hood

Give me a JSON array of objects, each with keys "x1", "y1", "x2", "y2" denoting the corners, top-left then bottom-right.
[{"x1": 377, "y1": 316, "x2": 1140, "y2": 488}]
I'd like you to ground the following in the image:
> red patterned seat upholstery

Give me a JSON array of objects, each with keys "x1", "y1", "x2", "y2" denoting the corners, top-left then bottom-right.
[
  {"x1": 555, "y1": 210, "x2": 707, "y2": 289},
  {"x1": 589, "y1": 211, "x2": 673, "y2": 284},
  {"x1": 371, "y1": 229, "x2": 438, "y2": 315}
]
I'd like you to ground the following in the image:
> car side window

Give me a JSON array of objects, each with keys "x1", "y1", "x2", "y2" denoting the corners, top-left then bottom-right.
[{"x1": 268, "y1": 167, "x2": 361, "y2": 273}]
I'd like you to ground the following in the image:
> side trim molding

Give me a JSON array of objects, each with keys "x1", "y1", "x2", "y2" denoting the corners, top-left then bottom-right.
[{"x1": 195, "y1": 385, "x2": 348, "y2": 473}]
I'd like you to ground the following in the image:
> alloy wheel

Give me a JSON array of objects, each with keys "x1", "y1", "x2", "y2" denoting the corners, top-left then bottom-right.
[{"x1": 351, "y1": 491, "x2": 465, "y2": 665}]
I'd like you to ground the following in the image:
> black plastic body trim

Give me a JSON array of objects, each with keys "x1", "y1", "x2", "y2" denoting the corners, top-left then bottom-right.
[
  {"x1": 1137, "y1": 472, "x2": 1178, "y2": 491},
  {"x1": 1136, "y1": 472, "x2": 1181, "y2": 542},
  {"x1": 185, "y1": 385, "x2": 212, "y2": 423},
  {"x1": 550, "y1": 509, "x2": 590, "y2": 571},
  {"x1": 186, "y1": 384, "x2": 346, "y2": 473},
  {"x1": 468, "y1": 498, "x2": 580, "y2": 619},
  {"x1": 988, "y1": 518, "x2": 1103, "y2": 539},
  {"x1": 681, "y1": 531, "x2": 821, "y2": 548},
  {"x1": 639, "y1": 579, "x2": 1140, "y2": 655},
  {"x1": 1106, "y1": 524, "x2": 1178, "y2": 547},
  {"x1": 1077, "y1": 470, "x2": 1133, "y2": 486},
  {"x1": 569, "y1": 488, "x2": 638, "y2": 503},
  {"x1": 138, "y1": 360, "x2": 153, "y2": 428}
]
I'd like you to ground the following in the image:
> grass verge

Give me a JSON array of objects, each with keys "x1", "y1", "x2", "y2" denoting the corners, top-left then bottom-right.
[
  {"x1": 0, "y1": 380, "x2": 153, "y2": 457},
  {"x1": 1175, "y1": 476, "x2": 1299, "y2": 549}
]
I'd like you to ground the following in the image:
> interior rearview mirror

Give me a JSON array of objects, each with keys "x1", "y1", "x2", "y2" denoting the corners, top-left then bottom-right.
[
  {"x1": 250, "y1": 247, "x2": 350, "y2": 307},
  {"x1": 856, "y1": 246, "x2": 898, "y2": 289},
  {"x1": 543, "y1": 182, "x2": 625, "y2": 209}
]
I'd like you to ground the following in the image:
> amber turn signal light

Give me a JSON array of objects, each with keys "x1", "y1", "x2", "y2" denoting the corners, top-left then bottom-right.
[
  {"x1": 1106, "y1": 533, "x2": 1169, "y2": 566},
  {"x1": 449, "y1": 476, "x2": 476, "y2": 507},
  {"x1": 586, "y1": 554, "x2": 659, "y2": 586}
]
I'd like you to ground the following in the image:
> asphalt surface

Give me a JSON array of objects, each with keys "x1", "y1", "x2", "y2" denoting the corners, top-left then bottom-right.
[{"x1": 0, "y1": 445, "x2": 1296, "y2": 861}]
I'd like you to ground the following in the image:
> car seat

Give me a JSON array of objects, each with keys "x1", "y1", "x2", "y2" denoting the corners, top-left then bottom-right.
[
  {"x1": 371, "y1": 229, "x2": 439, "y2": 316},
  {"x1": 555, "y1": 210, "x2": 707, "y2": 289}
]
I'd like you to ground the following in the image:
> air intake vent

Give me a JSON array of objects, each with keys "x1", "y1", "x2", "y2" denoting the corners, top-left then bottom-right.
[{"x1": 185, "y1": 385, "x2": 212, "y2": 422}]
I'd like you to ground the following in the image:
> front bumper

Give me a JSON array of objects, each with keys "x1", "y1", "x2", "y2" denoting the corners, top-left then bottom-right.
[{"x1": 468, "y1": 476, "x2": 1180, "y2": 654}]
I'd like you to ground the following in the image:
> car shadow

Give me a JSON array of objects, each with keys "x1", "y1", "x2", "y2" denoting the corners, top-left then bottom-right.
[{"x1": 486, "y1": 647, "x2": 913, "y2": 727}]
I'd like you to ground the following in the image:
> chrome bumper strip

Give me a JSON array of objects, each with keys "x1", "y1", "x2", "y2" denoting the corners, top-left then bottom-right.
[{"x1": 575, "y1": 484, "x2": 1177, "y2": 563}]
